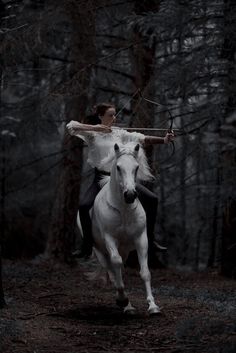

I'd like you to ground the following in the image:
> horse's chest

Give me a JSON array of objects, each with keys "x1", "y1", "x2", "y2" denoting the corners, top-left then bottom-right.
[{"x1": 113, "y1": 209, "x2": 145, "y2": 236}]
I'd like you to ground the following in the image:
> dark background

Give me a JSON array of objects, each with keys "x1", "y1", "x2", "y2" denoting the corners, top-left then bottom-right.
[
  {"x1": 0, "y1": 1, "x2": 236, "y2": 352},
  {"x1": 0, "y1": 0, "x2": 236, "y2": 292}
]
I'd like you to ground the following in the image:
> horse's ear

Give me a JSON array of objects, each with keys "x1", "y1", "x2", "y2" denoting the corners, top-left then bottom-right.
[
  {"x1": 134, "y1": 144, "x2": 140, "y2": 152},
  {"x1": 114, "y1": 143, "x2": 120, "y2": 152}
]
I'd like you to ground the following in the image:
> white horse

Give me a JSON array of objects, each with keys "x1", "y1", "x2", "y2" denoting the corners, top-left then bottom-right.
[{"x1": 90, "y1": 142, "x2": 161, "y2": 315}]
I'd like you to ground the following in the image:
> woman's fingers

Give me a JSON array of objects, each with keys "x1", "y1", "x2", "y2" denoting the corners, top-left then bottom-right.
[
  {"x1": 167, "y1": 131, "x2": 175, "y2": 139},
  {"x1": 66, "y1": 122, "x2": 74, "y2": 135},
  {"x1": 66, "y1": 122, "x2": 76, "y2": 135},
  {"x1": 164, "y1": 131, "x2": 175, "y2": 144}
]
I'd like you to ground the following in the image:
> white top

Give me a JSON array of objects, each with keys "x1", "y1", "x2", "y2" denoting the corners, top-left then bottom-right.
[{"x1": 75, "y1": 127, "x2": 145, "y2": 172}]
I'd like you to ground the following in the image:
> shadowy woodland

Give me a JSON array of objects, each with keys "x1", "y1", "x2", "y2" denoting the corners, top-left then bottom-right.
[{"x1": 0, "y1": 0, "x2": 235, "y2": 352}]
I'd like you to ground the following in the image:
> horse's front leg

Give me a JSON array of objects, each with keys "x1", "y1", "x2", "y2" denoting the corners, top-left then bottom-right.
[
  {"x1": 135, "y1": 231, "x2": 161, "y2": 315},
  {"x1": 105, "y1": 234, "x2": 136, "y2": 314}
]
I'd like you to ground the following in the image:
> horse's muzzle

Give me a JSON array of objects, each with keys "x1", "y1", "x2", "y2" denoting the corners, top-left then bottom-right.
[{"x1": 124, "y1": 190, "x2": 137, "y2": 204}]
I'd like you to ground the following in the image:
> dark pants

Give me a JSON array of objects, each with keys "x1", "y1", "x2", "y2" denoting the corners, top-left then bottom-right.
[
  {"x1": 136, "y1": 183, "x2": 158, "y2": 245},
  {"x1": 78, "y1": 169, "x2": 158, "y2": 253}
]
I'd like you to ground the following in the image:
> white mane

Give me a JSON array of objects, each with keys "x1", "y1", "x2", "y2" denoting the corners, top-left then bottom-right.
[
  {"x1": 99, "y1": 175, "x2": 110, "y2": 188},
  {"x1": 98, "y1": 142, "x2": 155, "y2": 182}
]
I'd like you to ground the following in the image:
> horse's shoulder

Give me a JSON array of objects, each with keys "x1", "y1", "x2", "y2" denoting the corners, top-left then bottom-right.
[{"x1": 94, "y1": 185, "x2": 109, "y2": 207}]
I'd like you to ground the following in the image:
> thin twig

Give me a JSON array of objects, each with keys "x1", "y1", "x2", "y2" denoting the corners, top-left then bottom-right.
[
  {"x1": 0, "y1": 24, "x2": 28, "y2": 35},
  {"x1": 38, "y1": 292, "x2": 67, "y2": 299},
  {"x1": 17, "y1": 311, "x2": 50, "y2": 320}
]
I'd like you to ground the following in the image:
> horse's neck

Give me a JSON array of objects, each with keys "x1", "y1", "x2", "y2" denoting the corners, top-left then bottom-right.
[{"x1": 108, "y1": 165, "x2": 122, "y2": 206}]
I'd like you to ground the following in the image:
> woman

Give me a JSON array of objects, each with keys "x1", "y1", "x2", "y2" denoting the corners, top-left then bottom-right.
[{"x1": 67, "y1": 103, "x2": 174, "y2": 264}]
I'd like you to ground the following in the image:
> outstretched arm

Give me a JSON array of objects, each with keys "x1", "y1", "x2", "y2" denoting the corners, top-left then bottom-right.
[
  {"x1": 144, "y1": 131, "x2": 174, "y2": 145},
  {"x1": 66, "y1": 120, "x2": 111, "y2": 136}
]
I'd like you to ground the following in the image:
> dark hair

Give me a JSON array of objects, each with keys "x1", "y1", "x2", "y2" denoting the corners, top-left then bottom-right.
[
  {"x1": 84, "y1": 103, "x2": 115, "y2": 125},
  {"x1": 95, "y1": 103, "x2": 115, "y2": 116}
]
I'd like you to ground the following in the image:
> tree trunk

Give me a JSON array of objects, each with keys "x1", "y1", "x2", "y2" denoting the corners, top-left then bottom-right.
[
  {"x1": 220, "y1": 0, "x2": 236, "y2": 277},
  {"x1": 0, "y1": 246, "x2": 6, "y2": 308},
  {"x1": 126, "y1": 1, "x2": 161, "y2": 268},
  {"x1": 0, "y1": 139, "x2": 6, "y2": 307},
  {"x1": 0, "y1": 29, "x2": 6, "y2": 305},
  {"x1": 132, "y1": 0, "x2": 160, "y2": 179},
  {"x1": 45, "y1": 1, "x2": 96, "y2": 262}
]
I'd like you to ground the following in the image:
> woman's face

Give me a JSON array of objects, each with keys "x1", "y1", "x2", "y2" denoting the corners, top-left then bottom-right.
[{"x1": 100, "y1": 107, "x2": 116, "y2": 126}]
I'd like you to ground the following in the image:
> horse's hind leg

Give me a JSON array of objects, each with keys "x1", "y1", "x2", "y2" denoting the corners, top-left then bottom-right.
[{"x1": 135, "y1": 232, "x2": 161, "y2": 315}]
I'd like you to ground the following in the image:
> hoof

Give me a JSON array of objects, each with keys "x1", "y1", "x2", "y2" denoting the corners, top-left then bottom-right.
[
  {"x1": 148, "y1": 306, "x2": 161, "y2": 316},
  {"x1": 116, "y1": 297, "x2": 129, "y2": 308},
  {"x1": 123, "y1": 303, "x2": 137, "y2": 315}
]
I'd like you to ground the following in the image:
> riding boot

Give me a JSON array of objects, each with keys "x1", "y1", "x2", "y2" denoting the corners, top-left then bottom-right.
[
  {"x1": 72, "y1": 240, "x2": 93, "y2": 259},
  {"x1": 74, "y1": 205, "x2": 94, "y2": 259},
  {"x1": 147, "y1": 233, "x2": 167, "y2": 268},
  {"x1": 136, "y1": 183, "x2": 167, "y2": 267},
  {"x1": 148, "y1": 246, "x2": 166, "y2": 269}
]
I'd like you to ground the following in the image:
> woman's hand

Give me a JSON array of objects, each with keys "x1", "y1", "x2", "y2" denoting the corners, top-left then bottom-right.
[
  {"x1": 66, "y1": 120, "x2": 81, "y2": 135},
  {"x1": 164, "y1": 130, "x2": 175, "y2": 144}
]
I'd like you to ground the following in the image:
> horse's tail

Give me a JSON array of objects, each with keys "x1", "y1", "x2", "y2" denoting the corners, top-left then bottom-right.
[{"x1": 76, "y1": 210, "x2": 84, "y2": 238}]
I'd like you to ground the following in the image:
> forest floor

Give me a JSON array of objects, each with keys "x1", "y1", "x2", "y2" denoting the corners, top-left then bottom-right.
[{"x1": 0, "y1": 259, "x2": 235, "y2": 353}]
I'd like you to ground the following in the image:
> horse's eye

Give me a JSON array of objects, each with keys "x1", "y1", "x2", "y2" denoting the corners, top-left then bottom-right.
[{"x1": 117, "y1": 165, "x2": 121, "y2": 172}]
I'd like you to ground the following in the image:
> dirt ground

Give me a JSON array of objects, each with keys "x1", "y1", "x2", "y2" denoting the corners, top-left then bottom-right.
[{"x1": 0, "y1": 259, "x2": 235, "y2": 353}]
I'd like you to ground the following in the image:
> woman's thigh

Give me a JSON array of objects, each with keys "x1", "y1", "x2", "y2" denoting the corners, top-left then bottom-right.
[
  {"x1": 79, "y1": 181, "x2": 100, "y2": 209},
  {"x1": 136, "y1": 183, "x2": 158, "y2": 203}
]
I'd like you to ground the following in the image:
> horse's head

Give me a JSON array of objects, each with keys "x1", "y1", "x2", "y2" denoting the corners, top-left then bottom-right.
[{"x1": 114, "y1": 143, "x2": 140, "y2": 204}]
